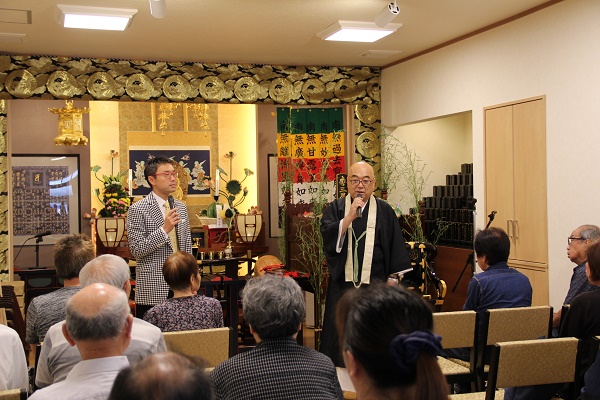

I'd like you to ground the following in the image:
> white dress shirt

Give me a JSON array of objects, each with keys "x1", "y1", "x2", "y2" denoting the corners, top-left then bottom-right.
[{"x1": 0, "y1": 324, "x2": 28, "y2": 391}]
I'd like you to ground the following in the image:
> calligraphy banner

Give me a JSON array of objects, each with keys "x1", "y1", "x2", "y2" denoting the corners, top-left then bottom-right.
[{"x1": 276, "y1": 107, "x2": 345, "y2": 207}]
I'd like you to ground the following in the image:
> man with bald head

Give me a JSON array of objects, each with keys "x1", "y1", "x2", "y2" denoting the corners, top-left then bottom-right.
[
  {"x1": 320, "y1": 161, "x2": 410, "y2": 365},
  {"x1": 552, "y1": 224, "x2": 600, "y2": 336},
  {"x1": 29, "y1": 284, "x2": 132, "y2": 400},
  {"x1": 36, "y1": 255, "x2": 166, "y2": 388},
  {"x1": 109, "y1": 352, "x2": 214, "y2": 400}
]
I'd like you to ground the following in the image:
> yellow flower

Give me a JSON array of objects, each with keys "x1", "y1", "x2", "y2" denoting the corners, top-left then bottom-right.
[{"x1": 219, "y1": 209, "x2": 227, "y2": 219}]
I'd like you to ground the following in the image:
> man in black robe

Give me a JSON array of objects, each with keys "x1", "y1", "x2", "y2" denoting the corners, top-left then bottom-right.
[{"x1": 320, "y1": 161, "x2": 411, "y2": 366}]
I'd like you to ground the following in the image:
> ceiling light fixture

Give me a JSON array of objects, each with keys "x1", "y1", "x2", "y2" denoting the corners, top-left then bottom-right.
[
  {"x1": 317, "y1": 20, "x2": 402, "y2": 43},
  {"x1": 374, "y1": 1, "x2": 400, "y2": 28},
  {"x1": 57, "y1": 4, "x2": 137, "y2": 31},
  {"x1": 149, "y1": 0, "x2": 167, "y2": 18}
]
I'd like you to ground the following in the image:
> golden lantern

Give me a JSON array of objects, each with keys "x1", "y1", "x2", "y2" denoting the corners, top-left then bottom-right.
[{"x1": 49, "y1": 100, "x2": 90, "y2": 146}]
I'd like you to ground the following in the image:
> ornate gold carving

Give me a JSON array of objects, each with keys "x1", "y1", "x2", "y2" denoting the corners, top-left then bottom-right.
[
  {"x1": 87, "y1": 72, "x2": 120, "y2": 99},
  {"x1": 334, "y1": 79, "x2": 361, "y2": 103},
  {"x1": 355, "y1": 104, "x2": 380, "y2": 124},
  {"x1": 47, "y1": 71, "x2": 85, "y2": 99},
  {"x1": 269, "y1": 78, "x2": 293, "y2": 104},
  {"x1": 367, "y1": 79, "x2": 381, "y2": 102},
  {"x1": 199, "y1": 76, "x2": 226, "y2": 102},
  {"x1": 356, "y1": 131, "x2": 380, "y2": 159},
  {"x1": 234, "y1": 76, "x2": 260, "y2": 103},
  {"x1": 126, "y1": 73, "x2": 155, "y2": 101},
  {"x1": 301, "y1": 78, "x2": 326, "y2": 104},
  {"x1": 186, "y1": 104, "x2": 210, "y2": 129},
  {"x1": 5, "y1": 70, "x2": 37, "y2": 98},
  {"x1": 49, "y1": 100, "x2": 90, "y2": 146},
  {"x1": 163, "y1": 75, "x2": 193, "y2": 101}
]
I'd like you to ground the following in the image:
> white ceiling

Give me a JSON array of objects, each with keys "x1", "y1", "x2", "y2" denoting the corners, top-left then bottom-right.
[{"x1": 0, "y1": 0, "x2": 558, "y2": 68}]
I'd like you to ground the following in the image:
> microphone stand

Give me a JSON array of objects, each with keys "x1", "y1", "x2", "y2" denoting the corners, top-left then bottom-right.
[
  {"x1": 452, "y1": 210, "x2": 496, "y2": 293},
  {"x1": 35, "y1": 235, "x2": 45, "y2": 268}
]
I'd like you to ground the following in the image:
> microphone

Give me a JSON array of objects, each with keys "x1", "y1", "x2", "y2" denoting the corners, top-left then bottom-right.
[
  {"x1": 32, "y1": 231, "x2": 52, "y2": 239},
  {"x1": 356, "y1": 193, "x2": 363, "y2": 218},
  {"x1": 167, "y1": 195, "x2": 180, "y2": 245}
]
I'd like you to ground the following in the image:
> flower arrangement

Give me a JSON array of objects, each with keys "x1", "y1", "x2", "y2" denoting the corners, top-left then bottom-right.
[
  {"x1": 201, "y1": 151, "x2": 254, "y2": 217},
  {"x1": 92, "y1": 150, "x2": 131, "y2": 217}
]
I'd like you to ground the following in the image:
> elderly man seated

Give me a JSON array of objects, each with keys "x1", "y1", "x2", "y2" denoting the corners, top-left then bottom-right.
[
  {"x1": 36, "y1": 255, "x2": 166, "y2": 388},
  {"x1": 210, "y1": 274, "x2": 344, "y2": 400},
  {"x1": 29, "y1": 283, "x2": 132, "y2": 399},
  {"x1": 108, "y1": 352, "x2": 214, "y2": 400}
]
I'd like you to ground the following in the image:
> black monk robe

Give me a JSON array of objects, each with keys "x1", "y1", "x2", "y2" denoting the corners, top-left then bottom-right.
[{"x1": 319, "y1": 196, "x2": 410, "y2": 366}]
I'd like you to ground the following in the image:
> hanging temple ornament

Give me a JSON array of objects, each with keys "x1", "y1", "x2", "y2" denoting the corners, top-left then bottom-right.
[{"x1": 49, "y1": 100, "x2": 90, "y2": 146}]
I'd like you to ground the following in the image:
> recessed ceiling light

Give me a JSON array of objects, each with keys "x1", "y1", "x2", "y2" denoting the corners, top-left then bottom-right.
[
  {"x1": 57, "y1": 4, "x2": 137, "y2": 31},
  {"x1": 317, "y1": 21, "x2": 402, "y2": 43}
]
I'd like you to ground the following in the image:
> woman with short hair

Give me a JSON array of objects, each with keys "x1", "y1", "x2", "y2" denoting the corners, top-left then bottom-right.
[{"x1": 143, "y1": 251, "x2": 223, "y2": 332}]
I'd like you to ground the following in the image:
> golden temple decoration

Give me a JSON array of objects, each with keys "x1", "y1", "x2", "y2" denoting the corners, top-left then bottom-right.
[
  {"x1": 158, "y1": 103, "x2": 181, "y2": 133},
  {"x1": 49, "y1": 100, "x2": 90, "y2": 146},
  {"x1": 186, "y1": 104, "x2": 210, "y2": 129}
]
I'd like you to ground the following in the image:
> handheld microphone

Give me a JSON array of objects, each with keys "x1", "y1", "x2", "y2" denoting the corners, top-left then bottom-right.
[
  {"x1": 32, "y1": 231, "x2": 52, "y2": 239},
  {"x1": 167, "y1": 195, "x2": 176, "y2": 221},
  {"x1": 356, "y1": 194, "x2": 363, "y2": 218},
  {"x1": 167, "y1": 195, "x2": 180, "y2": 244}
]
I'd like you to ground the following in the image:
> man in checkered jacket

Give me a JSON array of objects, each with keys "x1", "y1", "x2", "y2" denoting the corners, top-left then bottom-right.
[{"x1": 127, "y1": 156, "x2": 192, "y2": 319}]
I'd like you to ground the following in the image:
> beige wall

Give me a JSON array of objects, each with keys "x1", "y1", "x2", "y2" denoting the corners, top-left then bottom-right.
[
  {"x1": 8, "y1": 99, "x2": 92, "y2": 269},
  {"x1": 381, "y1": 0, "x2": 600, "y2": 308},
  {"x1": 387, "y1": 111, "x2": 472, "y2": 212}
]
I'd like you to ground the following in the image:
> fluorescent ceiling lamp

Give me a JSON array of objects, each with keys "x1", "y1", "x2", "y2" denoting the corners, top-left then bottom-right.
[
  {"x1": 317, "y1": 21, "x2": 402, "y2": 43},
  {"x1": 57, "y1": 4, "x2": 137, "y2": 31}
]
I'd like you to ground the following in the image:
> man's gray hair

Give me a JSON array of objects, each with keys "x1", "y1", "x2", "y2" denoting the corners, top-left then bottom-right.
[
  {"x1": 241, "y1": 274, "x2": 305, "y2": 340},
  {"x1": 579, "y1": 225, "x2": 600, "y2": 241},
  {"x1": 65, "y1": 288, "x2": 129, "y2": 341},
  {"x1": 79, "y1": 254, "x2": 130, "y2": 289}
]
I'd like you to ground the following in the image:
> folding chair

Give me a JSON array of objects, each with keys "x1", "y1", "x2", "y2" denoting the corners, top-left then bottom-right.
[
  {"x1": 450, "y1": 337, "x2": 580, "y2": 400},
  {"x1": 163, "y1": 327, "x2": 233, "y2": 368},
  {"x1": 476, "y1": 306, "x2": 553, "y2": 390},
  {"x1": 433, "y1": 310, "x2": 478, "y2": 392}
]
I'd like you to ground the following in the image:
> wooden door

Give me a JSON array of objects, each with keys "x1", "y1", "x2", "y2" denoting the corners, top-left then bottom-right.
[
  {"x1": 485, "y1": 106, "x2": 515, "y2": 249},
  {"x1": 512, "y1": 99, "x2": 547, "y2": 265}
]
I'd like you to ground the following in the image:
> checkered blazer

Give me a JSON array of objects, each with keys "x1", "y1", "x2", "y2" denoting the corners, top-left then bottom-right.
[{"x1": 126, "y1": 193, "x2": 192, "y2": 306}]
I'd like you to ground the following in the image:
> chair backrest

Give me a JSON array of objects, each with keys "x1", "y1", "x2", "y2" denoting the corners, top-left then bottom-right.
[
  {"x1": 0, "y1": 388, "x2": 28, "y2": 400},
  {"x1": 0, "y1": 284, "x2": 27, "y2": 351},
  {"x1": 433, "y1": 310, "x2": 477, "y2": 349},
  {"x1": 484, "y1": 305, "x2": 553, "y2": 345},
  {"x1": 163, "y1": 327, "x2": 231, "y2": 367},
  {"x1": 486, "y1": 337, "x2": 579, "y2": 399}
]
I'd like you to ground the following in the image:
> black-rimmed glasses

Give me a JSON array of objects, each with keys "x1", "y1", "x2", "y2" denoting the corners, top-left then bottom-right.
[
  {"x1": 568, "y1": 236, "x2": 586, "y2": 245},
  {"x1": 349, "y1": 179, "x2": 372, "y2": 186}
]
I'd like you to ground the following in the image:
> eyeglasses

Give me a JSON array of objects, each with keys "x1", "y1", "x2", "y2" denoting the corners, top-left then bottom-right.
[
  {"x1": 568, "y1": 236, "x2": 586, "y2": 245},
  {"x1": 349, "y1": 179, "x2": 373, "y2": 187},
  {"x1": 152, "y1": 171, "x2": 178, "y2": 179}
]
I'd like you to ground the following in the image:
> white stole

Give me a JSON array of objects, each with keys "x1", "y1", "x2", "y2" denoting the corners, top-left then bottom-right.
[{"x1": 344, "y1": 194, "x2": 377, "y2": 286}]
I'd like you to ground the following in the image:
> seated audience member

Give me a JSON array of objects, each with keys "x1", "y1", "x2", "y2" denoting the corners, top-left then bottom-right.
[
  {"x1": 336, "y1": 283, "x2": 447, "y2": 400},
  {"x1": 26, "y1": 234, "x2": 95, "y2": 344},
  {"x1": 108, "y1": 352, "x2": 214, "y2": 400},
  {"x1": 36, "y1": 254, "x2": 166, "y2": 388},
  {"x1": 581, "y1": 349, "x2": 600, "y2": 400},
  {"x1": 506, "y1": 240, "x2": 600, "y2": 400},
  {"x1": 552, "y1": 225, "x2": 600, "y2": 336},
  {"x1": 0, "y1": 324, "x2": 28, "y2": 391},
  {"x1": 210, "y1": 274, "x2": 343, "y2": 400},
  {"x1": 29, "y1": 284, "x2": 132, "y2": 400},
  {"x1": 444, "y1": 227, "x2": 532, "y2": 363},
  {"x1": 143, "y1": 251, "x2": 223, "y2": 332}
]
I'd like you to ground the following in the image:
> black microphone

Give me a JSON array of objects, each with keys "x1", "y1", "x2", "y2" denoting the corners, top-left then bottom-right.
[
  {"x1": 32, "y1": 231, "x2": 52, "y2": 239},
  {"x1": 167, "y1": 195, "x2": 179, "y2": 245},
  {"x1": 356, "y1": 193, "x2": 363, "y2": 218}
]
